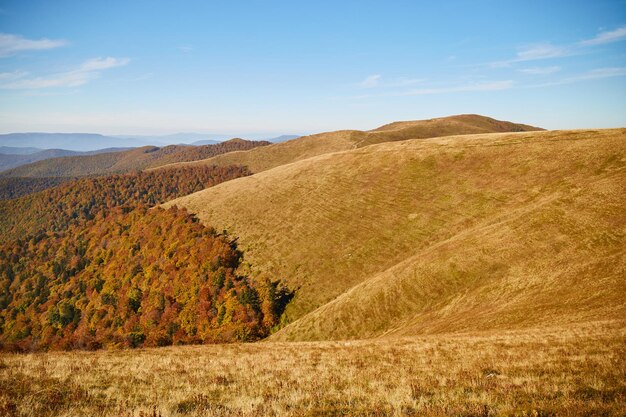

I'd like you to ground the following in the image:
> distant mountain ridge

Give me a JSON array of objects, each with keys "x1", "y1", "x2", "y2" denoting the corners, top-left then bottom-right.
[
  {"x1": 0, "y1": 146, "x2": 43, "y2": 155},
  {"x1": 0, "y1": 133, "x2": 152, "y2": 152},
  {"x1": 267, "y1": 135, "x2": 300, "y2": 143},
  {"x1": 1, "y1": 138, "x2": 271, "y2": 178},
  {"x1": 191, "y1": 139, "x2": 221, "y2": 146},
  {"x1": 0, "y1": 147, "x2": 132, "y2": 172},
  {"x1": 155, "y1": 114, "x2": 543, "y2": 174},
  {"x1": 1, "y1": 132, "x2": 302, "y2": 152}
]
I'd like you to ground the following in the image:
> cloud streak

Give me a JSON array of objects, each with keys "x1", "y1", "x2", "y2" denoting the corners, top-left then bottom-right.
[
  {"x1": 358, "y1": 75, "x2": 426, "y2": 89},
  {"x1": 518, "y1": 66, "x2": 561, "y2": 75},
  {"x1": 359, "y1": 74, "x2": 381, "y2": 88},
  {"x1": 490, "y1": 26, "x2": 626, "y2": 68},
  {"x1": 526, "y1": 67, "x2": 626, "y2": 88},
  {"x1": 353, "y1": 79, "x2": 514, "y2": 99},
  {"x1": 566, "y1": 67, "x2": 626, "y2": 81},
  {"x1": 580, "y1": 26, "x2": 626, "y2": 46},
  {"x1": 0, "y1": 33, "x2": 67, "y2": 57},
  {"x1": 0, "y1": 57, "x2": 130, "y2": 89},
  {"x1": 400, "y1": 80, "x2": 514, "y2": 96},
  {"x1": 490, "y1": 43, "x2": 572, "y2": 67}
]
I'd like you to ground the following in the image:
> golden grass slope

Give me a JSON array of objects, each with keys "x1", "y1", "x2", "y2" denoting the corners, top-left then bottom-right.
[
  {"x1": 153, "y1": 114, "x2": 542, "y2": 174},
  {"x1": 166, "y1": 128, "x2": 626, "y2": 341},
  {"x1": 2, "y1": 320, "x2": 624, "y2": 416}
]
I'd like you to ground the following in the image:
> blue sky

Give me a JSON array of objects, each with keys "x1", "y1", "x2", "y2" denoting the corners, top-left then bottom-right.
[{"x1": 0, "y1": 0, "x2": 625, "y2": 135}]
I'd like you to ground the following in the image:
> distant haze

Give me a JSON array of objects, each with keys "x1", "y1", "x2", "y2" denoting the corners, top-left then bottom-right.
[{"x1": 0, "y1": 132, "x2": 300, "y2": 152}]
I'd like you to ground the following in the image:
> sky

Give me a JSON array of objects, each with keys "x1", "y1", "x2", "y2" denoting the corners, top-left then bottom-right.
[{"x1": 0, "y1": 0, "x2": 625, "y2": 135}]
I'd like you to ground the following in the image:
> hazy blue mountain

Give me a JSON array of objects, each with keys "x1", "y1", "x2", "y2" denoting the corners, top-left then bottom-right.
[
  {"x1": 1, "y1": 132, "x2": 302, "y2": 153},
  {"x1": 116, "y1": 133, "x2": 229, "y2": 145},
  {"x1": 191, "y1": 139, "x2": 221, "y2": 146},
  {"x1": 0, "y1": 146, "x2": 43, "y2": 155},
  {"x1": 192, "y1": 135, "x2": 300, "y2": 145},
  {"x1": 0, "y1": 133, "x2": 153, "y2": 152},
  {"x1": 0, "y1": 147, "x2": 132, "y2": 172},
  {"x1": 266, "y1": 134, "x2": 300, "y2": 143},
  {"x1": 118, "y1": 133, "x2": 301, "y2": 145}
]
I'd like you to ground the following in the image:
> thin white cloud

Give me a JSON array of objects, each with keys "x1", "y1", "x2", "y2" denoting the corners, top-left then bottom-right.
[
  {"x1": 516, "y1": 43, "x2": 570, "y2": 61},
  {"x1": 357, "y1": 75, "x2": 425, "y2": 89},
  {"x1": 518, "y1": 66, "x2": 561, "y2": 75},
  {"x1": 78, "y1": 57, "x2": 130, "y2": 71},
  {"x1": 354, "y1": 80, "x2": 514, "y2": 98},
  {"x1": 1, "y1": 57, "x2": 130, "y2": 89},
  {"x1": 0, "y1": 33, "x2": 67, "y2": 57},
  {"x1": 388, "y1": 77, "x2": 425, "y2": 87},
  {"x1": 0, "y1": 70, "x2": 27, "y2": 80},
  {"x1": 580, "y1": 26, "x2": 626, "y2": 46},
  {"x1": 528, "y1": 67, "x2": 626, "y2": 88},
  {"x1": 359, "y1": 74, "x2": 381, "y2": 88},
  {"x1": 568, "y1": 67, "x2": 626, "y2": 81},
  {"x1": 400, "y1": 80, "x2": 514, "y2": 96},
  {"x1": 491, "y1": 43, "x2": 571, "y2": 67},
  {"x1": 179, "y1": 45, "x2": 193, "y2": 53},
  {"x1": 490, "y1": 26, "x2": 626, "y2": 68}
]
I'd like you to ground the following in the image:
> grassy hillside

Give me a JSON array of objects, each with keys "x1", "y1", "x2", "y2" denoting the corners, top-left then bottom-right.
[
  {"x1": 165, "y1": 128, "x2": 626, "y2": 340},
  {"x1": 153, "y1": 114, "x2": 542, "y2": 174},
  {"x1": 1, "y1": 139, "x2": 270, "y2": 178}
]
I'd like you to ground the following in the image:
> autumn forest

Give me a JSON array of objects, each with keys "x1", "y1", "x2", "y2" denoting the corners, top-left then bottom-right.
[{"x1": 0, "y1": 163, "x2": 292, "y2": 351}]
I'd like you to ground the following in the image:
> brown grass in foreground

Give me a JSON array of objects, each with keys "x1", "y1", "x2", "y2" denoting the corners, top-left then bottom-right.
[{"x1": 1, "y1": 320, "x2": 624, "y2": 416}]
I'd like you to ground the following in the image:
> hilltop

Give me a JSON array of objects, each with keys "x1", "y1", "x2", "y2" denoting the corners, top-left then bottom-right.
[
  {"x1": 165, "y1": 128, "x2": 626, "y2": 340},
  {"x1": 152, "y1": 114, "x2": 542, "y2": 174}
]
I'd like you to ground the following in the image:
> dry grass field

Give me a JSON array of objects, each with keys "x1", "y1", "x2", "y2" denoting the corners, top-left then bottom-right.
[{"x1": 1, "y1": 320, "x2": 624, "y2": 416}]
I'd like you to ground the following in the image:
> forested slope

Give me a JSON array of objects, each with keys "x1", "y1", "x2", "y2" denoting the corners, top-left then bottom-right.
[
  {"x1": 0, "y1": 165, "x2": 250, "y2": 241},
  {"x1": 0, "y1": 206, "x2": 291, "y2": 351}
]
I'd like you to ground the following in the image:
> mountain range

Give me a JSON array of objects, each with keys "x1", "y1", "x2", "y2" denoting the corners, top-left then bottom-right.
[
  {"x1": 0, "y1": 132, "x2": 300, "y2": 153},
  {"x1": 0, "y1": 147, "x2": 132, "y2": 172},
  {"x1": 0, "y1": 138, "x2": 271, "y2": 179}
]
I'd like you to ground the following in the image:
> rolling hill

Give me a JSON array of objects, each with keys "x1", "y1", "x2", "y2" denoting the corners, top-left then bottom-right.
[
  {"x1": 1, "y1": 138, "x2": 270, "y2": 178},
  {"x1": 152, "y1": 114, "x2": 542, "y2": 174},
  {"x1": 165, "y1": 128, "x2": 626, "y2": 341}
]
